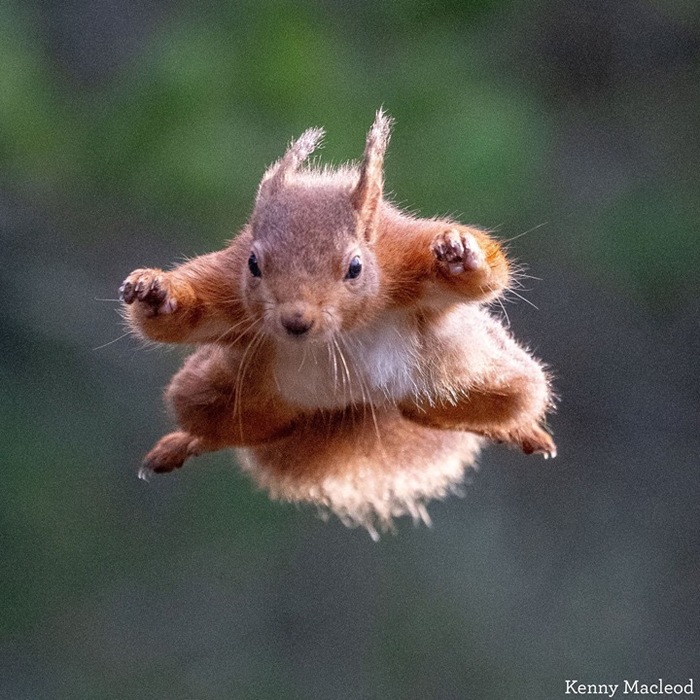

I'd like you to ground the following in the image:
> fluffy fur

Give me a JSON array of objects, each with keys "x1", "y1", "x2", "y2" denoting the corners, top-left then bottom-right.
[
  {"x1": 119, "y1": 110, "x2": 556, "y2": 533},
  {"x1": 239, "y1": 407, "x2": 483, "y2": 539}
]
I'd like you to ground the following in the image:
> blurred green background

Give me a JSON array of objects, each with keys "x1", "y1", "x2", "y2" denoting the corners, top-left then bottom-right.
[{"x1": 2, "y1": 1, "x2": 699, "y2": 698}]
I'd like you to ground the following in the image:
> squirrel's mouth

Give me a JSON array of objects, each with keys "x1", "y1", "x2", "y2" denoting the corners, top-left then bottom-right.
[
  {"x1": 274, "y1": 324, "x2": 332, "y2": 345},
  {"x1": 270, "y1": 303, "x2": 337, "y2": 344},
  {"x1": 280, "y1": 317, "x2": 314, "y2": 337}
]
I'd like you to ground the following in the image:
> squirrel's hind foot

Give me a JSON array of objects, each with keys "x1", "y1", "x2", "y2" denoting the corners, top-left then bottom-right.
[
  {"x1": 139, "y1": 431, "x2": 204, "y2": 480},
  {"x1": 514, "y1": 424, "x2": 557, "y2": 459}
]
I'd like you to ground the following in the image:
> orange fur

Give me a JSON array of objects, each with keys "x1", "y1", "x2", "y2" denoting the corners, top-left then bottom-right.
[{"x1": 120, "y1": 110, "x2": 556, "y2": 532}]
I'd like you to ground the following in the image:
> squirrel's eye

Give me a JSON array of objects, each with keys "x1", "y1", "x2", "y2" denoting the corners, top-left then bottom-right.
[
  {"x1": 248, "y1": 252, "x2": 262, "y2": 278},
  {"x1": 345, "y1": 255, "x2": 362, "y2": 280}
]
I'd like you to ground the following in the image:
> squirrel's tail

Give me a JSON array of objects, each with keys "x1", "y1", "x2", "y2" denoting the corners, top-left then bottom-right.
[{"x1": 237, "y1": 406, "x2": 482, "y2": 538}]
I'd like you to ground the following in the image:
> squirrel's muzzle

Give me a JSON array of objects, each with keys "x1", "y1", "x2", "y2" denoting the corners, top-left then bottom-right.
[{"x1": 279, "y1": 307, "x2": 315, "y2": 337}]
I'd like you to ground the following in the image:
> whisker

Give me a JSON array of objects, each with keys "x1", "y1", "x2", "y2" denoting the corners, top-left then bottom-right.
[
  {"x1": 495, "y1": 297, "x2": 511, "y2": 327},
  {"x1": 93, "y1": 331, "x2": 132, "y2": 351},
  {"x1": 333, "y1": 336, "x2": 354, "y2": 406},
  {"x1": 322, "y1": 311, "x2": 342, "y2": 397},
  {"x1": 211, "y1": 315, "x2": 261, "y2": 345},
  {"x1": 506, "y1": 289, "x2": 540, "y2": 310},
  {"x1": 298, "y1": 341, "x2": 309, "y2": 373},
  {"x1": 338, "y1": 333, "x2": 385, "y2": 457},
  {"x1": 236, "y1": 329, "x2": 266, "y2": 440},
  {"x1": 326, "y1": 340, "x2": 339, "y2": 394},
  {"x1": 501, "y1": 221, "x2": 549, "y2": 244},
  {"x1": 230, "y1": 321, "x2": 264, "y2": 441},
  {"x1": 333, "y1": 335, "x2": 358, "y2": 433},
  {"x1": 341, "y1": 333, "x2": 369, "y2": 428}
]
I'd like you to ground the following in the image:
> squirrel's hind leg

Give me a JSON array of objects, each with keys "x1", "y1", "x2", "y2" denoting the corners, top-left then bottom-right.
[
  {"x1": 137, "y1": 345, "x2": 301, "y2": 478},
  {"x1": 400, "y1": 391, "x2": 556, "y2": 458},
  {"x1": 400, "y1": 310, "x2": 556, "y2": 457}
]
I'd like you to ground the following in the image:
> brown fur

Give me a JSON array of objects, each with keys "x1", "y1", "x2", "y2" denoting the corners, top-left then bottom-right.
[
  {"x1": 120, "y1": 110, "x2": 556, "y2": 532},
  {"x1": 240, "y1": 407, "x2": 483, "y2": 539}
]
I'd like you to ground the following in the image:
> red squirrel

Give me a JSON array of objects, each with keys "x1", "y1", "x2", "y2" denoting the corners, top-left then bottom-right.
[{"x1": 120, "y1": 111, "x2": 555, "y2": 535}]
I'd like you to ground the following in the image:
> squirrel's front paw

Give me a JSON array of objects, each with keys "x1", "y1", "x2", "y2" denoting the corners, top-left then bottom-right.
[
  {"x1": 119, "y1": 269, "x2": 177, "y2": 316},
  {"x1": 432, "y1": 228, "x2": 486, "y2": 275}
]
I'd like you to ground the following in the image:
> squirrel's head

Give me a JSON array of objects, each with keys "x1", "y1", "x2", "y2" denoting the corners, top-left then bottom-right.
[{"x1": 242, "y1": 110, "x2": 393, "y2": 343}]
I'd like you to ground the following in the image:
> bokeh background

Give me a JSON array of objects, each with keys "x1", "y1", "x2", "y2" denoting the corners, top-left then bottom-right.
[{"x1": 2, "y1": 0, "x2": 699, "y2": 698}]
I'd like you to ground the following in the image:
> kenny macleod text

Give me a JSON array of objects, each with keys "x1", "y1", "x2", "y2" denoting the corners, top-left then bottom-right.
[{"x1": 565, "y1": 679, "x2": 694, "y2": 696}]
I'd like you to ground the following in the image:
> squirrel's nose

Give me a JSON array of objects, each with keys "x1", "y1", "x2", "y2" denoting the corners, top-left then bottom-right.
[{"x1": 280, "y1": 312, "x2": 314, "y2": 337}]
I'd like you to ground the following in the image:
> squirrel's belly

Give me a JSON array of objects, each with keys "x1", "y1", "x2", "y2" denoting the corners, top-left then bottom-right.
[
  {"x1": 273, "y1": 316, "x2": 421, "y2": 410},
  {"x1": 273, "y1": 344, "x2": 362, "y2": 409}
]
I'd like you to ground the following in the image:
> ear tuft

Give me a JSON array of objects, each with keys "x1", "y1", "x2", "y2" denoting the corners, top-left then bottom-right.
[
  {"x1": 291, "y1": 127, "x2": 325, "y2": 165},
  {"x1": 366, "y1": 108, "x2": 393, "y2": 155},
  {"x1": 258, "y1": 127, "x2": 325, "y2": 199},
  {"x1": 352, "y1": 109, "x2": 394, "y2": 240}
]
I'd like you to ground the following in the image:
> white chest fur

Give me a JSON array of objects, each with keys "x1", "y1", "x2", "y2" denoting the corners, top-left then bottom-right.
[{"x1": 273, "y1": 310, "x2": 422, "y2": 410}]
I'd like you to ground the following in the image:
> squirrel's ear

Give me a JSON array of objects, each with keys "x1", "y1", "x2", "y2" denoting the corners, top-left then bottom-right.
[
  {"x1": 258, "y1": 127, "x2": 325, "y2": 199},
  {"x1": 351, "y1": 109, "x2": 393, "y2": 241}
]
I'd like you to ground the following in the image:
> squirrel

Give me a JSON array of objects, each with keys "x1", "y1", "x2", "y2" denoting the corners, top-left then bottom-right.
[{"x1": 119, "y1": 110, "x2": 556, "y2": 536}]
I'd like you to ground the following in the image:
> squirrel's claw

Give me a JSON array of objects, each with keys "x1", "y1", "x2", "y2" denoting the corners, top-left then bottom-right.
[
  {"x1": 138, "y1": 431, "x2": 199, "y2": 479},
  {"x1": 519, "y1": 425, "x2": 557, "y2": 459},
  {"x1": 432, "y1": 228, "x2": 485, "y2": 274},
  {"x1": 119, "y1": 270, "x2": 177, "y2": 315},
  {"x1": 490, "y1": 424, "x2": 557, "y2": 459},
  {"x1": 138, "y1": 452, "x2": 182, "y2": 480},
  {"x1": 137, "y1": 463, "x2": 154, "y2": 482},
  {"x1": 119, "y1": 280, "x2": 135, "y2": 304}
]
